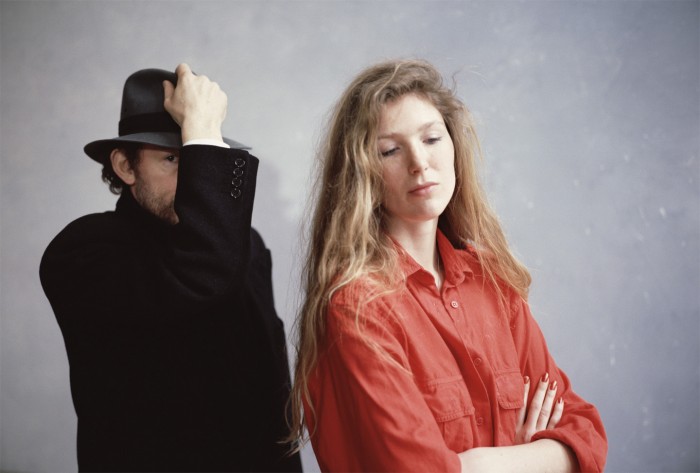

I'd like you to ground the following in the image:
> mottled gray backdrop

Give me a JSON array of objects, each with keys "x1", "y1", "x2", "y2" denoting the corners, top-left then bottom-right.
[{"x1": 1, "y1": 1, "x2": 698, "y2": 472}]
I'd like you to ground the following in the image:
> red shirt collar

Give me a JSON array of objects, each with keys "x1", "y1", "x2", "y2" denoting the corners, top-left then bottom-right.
[{"x1": 393, "y1": 229, "x2": 476, "y2": 287}]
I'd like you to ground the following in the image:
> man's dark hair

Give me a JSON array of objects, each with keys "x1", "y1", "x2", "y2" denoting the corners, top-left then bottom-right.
[{"x1": 101, "y1": 144, "x2": 140, "y2": 195}]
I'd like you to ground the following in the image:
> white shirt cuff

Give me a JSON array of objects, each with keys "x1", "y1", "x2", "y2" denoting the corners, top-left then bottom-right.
[{"x1": 183, "y1": 138, "x2": 230, "y2": 148}]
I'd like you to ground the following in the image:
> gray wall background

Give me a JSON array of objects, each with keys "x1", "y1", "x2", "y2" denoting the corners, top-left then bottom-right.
[{"x1": 1, "y1": 1, "x2": 698, "y2": 472}]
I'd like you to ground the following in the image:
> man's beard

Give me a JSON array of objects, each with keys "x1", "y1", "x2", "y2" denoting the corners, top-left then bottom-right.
[{"x1": 132, "y1": 181, "x2": 179, "y2": 225}]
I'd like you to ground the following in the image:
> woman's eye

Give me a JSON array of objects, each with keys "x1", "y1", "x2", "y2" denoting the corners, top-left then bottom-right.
[
  {"x1": 165, "y1": 155, "x2": 178, "y2": 163},
  {"x1": 381, "y1": 147, "x2": 398, "y2": 157},
  {"x1": 425, "y1": 136, "x2": 442, "y2": 145}
]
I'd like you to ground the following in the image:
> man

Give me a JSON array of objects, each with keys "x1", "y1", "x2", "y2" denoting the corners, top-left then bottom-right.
[{"x1": 40, "y1": 64, "x2": 302, "y2": 472}]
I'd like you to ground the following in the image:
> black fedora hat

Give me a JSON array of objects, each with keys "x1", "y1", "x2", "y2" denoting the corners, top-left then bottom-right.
[{"x1": 84, "y1": 68, "x2": 248, "y2": 163}]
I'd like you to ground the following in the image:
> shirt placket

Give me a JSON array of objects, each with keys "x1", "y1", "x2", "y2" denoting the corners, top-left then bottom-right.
[{"x1": 441, "y1": 281, "x2": 495, "y2": 445}]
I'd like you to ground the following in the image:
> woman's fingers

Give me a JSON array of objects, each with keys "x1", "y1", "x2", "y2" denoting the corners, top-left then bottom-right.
[
  {"x1": 515, "y1": 372, "x2": 564, "y2": 444},
  {"x1": 524, "y1": 373, "x2": 549, "y2": 434},
  {"x1": 548, "y1": 398, "x2": 564, "y2": 429},
  {"x1": 516, "y1": 376, "x2": 530, "y2": 428},
  {"x1": 536, "y1": 380, "x2": 558, "y2": 431}
]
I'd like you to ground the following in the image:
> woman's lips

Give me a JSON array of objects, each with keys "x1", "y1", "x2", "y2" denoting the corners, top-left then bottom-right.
[{"x1": 409, "y1": 182, "x2": 437, "y2": 196}]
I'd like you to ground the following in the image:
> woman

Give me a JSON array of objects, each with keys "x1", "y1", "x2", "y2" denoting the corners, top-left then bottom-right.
[{"x1": 290, "y1": 59, "x2": 607, "y2": 472}]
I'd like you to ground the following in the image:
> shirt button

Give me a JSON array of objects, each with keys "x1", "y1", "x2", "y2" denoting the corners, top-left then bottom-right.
[
  {"x1": 450, "y1": 300, "x2": 459, "y2": 308},
  {"x1": 474, "y1": 357, "x2": 482, "y2": 366},
  {"x1": 476, "y1": 416, "x2": 484, "y2": 426}
]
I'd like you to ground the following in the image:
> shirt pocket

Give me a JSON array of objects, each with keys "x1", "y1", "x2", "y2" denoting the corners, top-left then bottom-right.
[
  {"x1": 420, "y1": 375, "x2": 475, "y2": 452},
  {"x1": 495, "y1": 370, "x2": 525, "y2": 443},
  {"x1": 495, "y1": 370, "x2": 525, "y2": 410}
]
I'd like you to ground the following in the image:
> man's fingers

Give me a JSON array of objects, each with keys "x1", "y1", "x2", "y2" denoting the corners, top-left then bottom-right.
[
  {"x1": 161, "y1": 80, "x2": 180, "y2": 125},
  {"x1": 164, "y1": 62, "x2": 227, "y2": 142},
  {"x1": 163, "y1": 80, "x2": 175, "y2": 100},
  {"x1": 175, "y1": 63, "x2": 192, "y2": 78}
]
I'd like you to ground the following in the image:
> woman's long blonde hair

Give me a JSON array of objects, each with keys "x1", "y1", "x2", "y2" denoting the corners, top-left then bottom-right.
[{"x1": 288, "y1": 59, "x2": 531, "y2": 449}]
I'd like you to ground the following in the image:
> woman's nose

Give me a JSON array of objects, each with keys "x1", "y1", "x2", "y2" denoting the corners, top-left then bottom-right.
[{"x1": 407, "y1": 144, "x2": 429, "y2": 173}]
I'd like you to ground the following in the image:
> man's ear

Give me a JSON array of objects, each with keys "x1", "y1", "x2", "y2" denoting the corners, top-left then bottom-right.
[{"x1": 110, "y1": 149, "x2": 137, "y2": 186}]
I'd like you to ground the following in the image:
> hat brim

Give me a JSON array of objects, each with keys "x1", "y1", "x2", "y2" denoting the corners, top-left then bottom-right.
[{"x1": 84, "y1": 132, "x2": 250, "y2": 163}]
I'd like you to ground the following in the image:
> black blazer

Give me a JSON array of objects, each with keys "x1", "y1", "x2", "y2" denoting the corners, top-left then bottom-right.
[{"x1": 40, "y1": 145, "x2": 302, "y2": 472}]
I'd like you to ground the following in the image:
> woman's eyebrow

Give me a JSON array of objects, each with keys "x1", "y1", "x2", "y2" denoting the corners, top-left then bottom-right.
[{"x1": 378, "y1": 120, "x2": 446, "y2": 140}]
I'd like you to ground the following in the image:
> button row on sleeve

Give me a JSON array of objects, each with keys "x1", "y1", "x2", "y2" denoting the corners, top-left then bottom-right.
[{"x1": 231, "y1": 158, "x2": 246, "y2": 198}]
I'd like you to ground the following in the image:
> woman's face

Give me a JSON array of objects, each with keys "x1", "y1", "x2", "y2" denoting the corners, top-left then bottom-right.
[{"x1": 377, "y1": 93, "x2": 456, "y2": 235}]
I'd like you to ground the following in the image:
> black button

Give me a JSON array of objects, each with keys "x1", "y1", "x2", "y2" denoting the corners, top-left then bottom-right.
[
  {"x1": 232, "y1": 178, "x2": 243, "y2": 187},
  {"x1": 233, "y1": 168, "x2": 244, "y2": 177},
  {"x1": 231, "y1": 189, "x2": 242, "y2": 198},
  {"x1": 234, "y1": 158, "x2": 246, "y2": 167}
]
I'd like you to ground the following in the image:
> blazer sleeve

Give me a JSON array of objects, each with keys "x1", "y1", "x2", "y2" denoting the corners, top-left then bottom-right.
[
  {"x1": 162, "y1": 145, "x2": 258, "y2": 307},
  {"x1": 509, "y1": 293, "x2": 608, "y2": 472},
  {"x1": 40, "y1": 145, "x2": 259, "y2": 324}
]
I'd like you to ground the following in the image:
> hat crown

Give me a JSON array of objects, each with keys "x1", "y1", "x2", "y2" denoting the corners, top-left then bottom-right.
[
  {"x1": 118, "y1": 69, "x2": 179, "y2": 136},
  {"x1": 84, "y1": 67, "x2": 249, "y2": 163}
]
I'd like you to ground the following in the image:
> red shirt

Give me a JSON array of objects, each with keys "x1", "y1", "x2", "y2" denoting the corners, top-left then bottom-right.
[{"x1": 305, "y1": 231, "x2": 607, "y2": 472}]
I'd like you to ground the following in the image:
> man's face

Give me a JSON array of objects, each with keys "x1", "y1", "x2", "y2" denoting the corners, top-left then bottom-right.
[{"x1": 131, "y1": 145, "x2": 180, "y2": 225}]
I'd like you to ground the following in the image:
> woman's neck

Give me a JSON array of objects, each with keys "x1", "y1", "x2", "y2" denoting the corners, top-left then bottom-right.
[{"x1": 387, "y1": 219, "x2": 443, "y2": 288}]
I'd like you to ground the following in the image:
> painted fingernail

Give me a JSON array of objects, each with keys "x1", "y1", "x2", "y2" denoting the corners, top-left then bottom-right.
[
  {"x1": 524, "y1": 376, "x2": 530, "y2": 384},
  {"x1": 550, "y1": 380, "x2": 558, "y2": 391},
  {"x1": 541, "y1": 372, "x2": 549, "y2": 383}
]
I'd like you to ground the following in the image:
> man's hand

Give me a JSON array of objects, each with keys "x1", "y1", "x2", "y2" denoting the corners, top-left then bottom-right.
[
  {"x1": 514, "y1": 373, "x2": 563, "y2": 445},
  {"x1": 163, "y1": 63, "x2": 227, "y2": 143}
]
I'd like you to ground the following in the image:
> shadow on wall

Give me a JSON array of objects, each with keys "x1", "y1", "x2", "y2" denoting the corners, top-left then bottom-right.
[
  {"x1": 248, "y1": 157, "x2": 320, "y2": 472},
  {"x1": 250, "y1": 156, "x2": 304, "y2": 332}
]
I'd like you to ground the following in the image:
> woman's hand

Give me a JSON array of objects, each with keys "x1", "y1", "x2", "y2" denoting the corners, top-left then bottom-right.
[
  {"x1": 458, "y1": 375, "x2": 572, "y2": 472},
  {"x1": 514, "y1": 373, "x2": 563, "y2": 444}
]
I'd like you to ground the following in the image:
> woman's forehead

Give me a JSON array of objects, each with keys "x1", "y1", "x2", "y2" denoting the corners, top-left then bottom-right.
[{"x1": 378, "y1": 94, "x2": 445, "y2": 136}]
